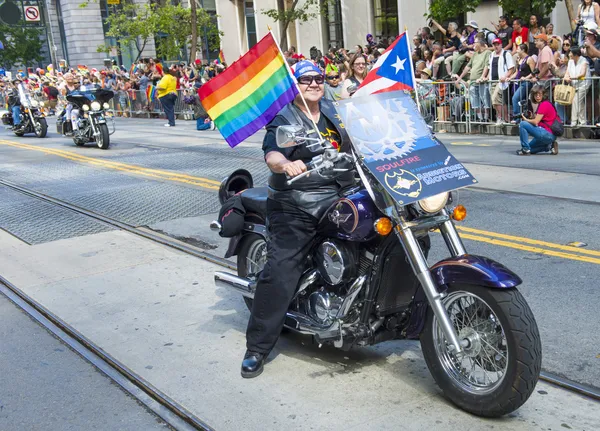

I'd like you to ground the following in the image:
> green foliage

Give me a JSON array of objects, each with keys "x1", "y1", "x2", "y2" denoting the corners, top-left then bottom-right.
[
  {"x1": 0, "y1": 22, "x2": 45, "y2": 69},
  {"x1": 498, "y1": 0, "x2": 558, "y2": 20},
  {"x1": 262, "y1": 0, "x2": 331, "y2": 46},
  {"x1": 426, "y1": 0, "x2": 482, "y2": 22},
  {"x1": 98, "y1": 2, "x2": 221, "y2": 61}
]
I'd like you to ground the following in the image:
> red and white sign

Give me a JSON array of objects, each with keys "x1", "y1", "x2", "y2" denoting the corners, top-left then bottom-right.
[{"x1": 24, "y1": 6, "x2": 40, "y2": 22}]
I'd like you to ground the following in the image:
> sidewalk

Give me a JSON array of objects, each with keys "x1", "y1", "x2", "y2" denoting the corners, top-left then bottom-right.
[{"x1": 1, "y1": 227, "x2": 598, "y2": 430}]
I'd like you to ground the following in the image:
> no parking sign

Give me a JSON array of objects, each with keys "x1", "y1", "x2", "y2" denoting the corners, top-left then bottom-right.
[{"x1": 24, "y1": 5, "x2": 40, "y2": 22}]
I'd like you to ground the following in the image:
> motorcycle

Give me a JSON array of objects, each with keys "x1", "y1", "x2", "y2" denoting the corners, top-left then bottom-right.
[
  {"x1": 56, "y1": 87, "x2": 115, "y2": 149},
  {"x1": 211, "y1": 92, "x2": 541, "y2": 417},
  {"x1": 1, "y1": 84, "x2": 48, "y2": 138}
]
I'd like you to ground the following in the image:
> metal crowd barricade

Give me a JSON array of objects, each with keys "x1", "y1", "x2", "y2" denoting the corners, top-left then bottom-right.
[
  {"x1": 105, "y1": 89, "x2": 196, "y2": 120},
  {"x1": 421, "y1": 80, "x2": 471, "y2": 133}
]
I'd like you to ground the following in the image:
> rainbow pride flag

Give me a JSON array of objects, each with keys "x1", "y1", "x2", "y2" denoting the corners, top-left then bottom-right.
[
  {"x1": 200, "y1": 33, "x2": 298, "y2": 148},
  {"x1": 218, "y1": 50, "x2": 225, "y2": 64},
  {"x1": 146, "y1": 85, "x2": 157, "y2": 102}
]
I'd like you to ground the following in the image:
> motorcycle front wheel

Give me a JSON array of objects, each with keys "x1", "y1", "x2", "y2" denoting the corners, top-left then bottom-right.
[
  {"x1": 96, "y1": 123, "x2": 110, "y2": 149},
  {"x1": 35, "y1": 118, "x2": 48, "y2": 138},
  {"x1": 420, "y1": 283, "x2": 541, "y2": 417}
]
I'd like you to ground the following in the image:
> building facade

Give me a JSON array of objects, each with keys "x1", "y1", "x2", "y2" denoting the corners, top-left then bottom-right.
[{"x1": 217, "y1": 0, "x2": 573, "y2": 61}]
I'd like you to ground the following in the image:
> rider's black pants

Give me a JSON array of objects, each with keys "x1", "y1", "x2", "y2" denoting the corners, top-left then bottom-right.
[{"x1": 246, "y1": 199, "x2": 318, "y2": 355}]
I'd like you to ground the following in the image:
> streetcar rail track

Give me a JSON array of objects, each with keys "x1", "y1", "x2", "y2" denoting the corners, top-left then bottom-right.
[{"x1": 1, "y1": 178, "x2": 598, "y2": 406}]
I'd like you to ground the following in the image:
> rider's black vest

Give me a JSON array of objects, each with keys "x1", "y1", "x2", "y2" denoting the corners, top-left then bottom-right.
[{"x1": 267, "y1": 100, "x2": 354, "y2": 218}]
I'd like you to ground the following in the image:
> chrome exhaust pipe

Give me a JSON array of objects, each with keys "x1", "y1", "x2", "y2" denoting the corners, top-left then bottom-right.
[{"x1": 214, "y1": 272, "x2": 255, "y2": 299}]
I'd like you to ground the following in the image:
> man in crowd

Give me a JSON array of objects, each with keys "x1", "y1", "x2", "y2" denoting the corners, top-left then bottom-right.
[
  {"x1": 455, "y1": 38, "x2": 491, "y2": 122},
  {"x1": 494, "y1": 15, "x2": 513, "y2": 52},
  {"x1": 511, "y1": 19, "x2": 529, "y2": 57},
  {"x1": 488, "y1": 38, "x2": 515, "y2": 124},
  {"x1": 532, "y1": 34, "x2": 554, "y2": 87},
  {"x1": 450, "y1": 20, "x2": 479, "y2": 76}
]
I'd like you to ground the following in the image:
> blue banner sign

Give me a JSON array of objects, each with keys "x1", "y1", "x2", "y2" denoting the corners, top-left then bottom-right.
[{"x1": 334, "y1": 91, "x2": 477, "y2": 206}]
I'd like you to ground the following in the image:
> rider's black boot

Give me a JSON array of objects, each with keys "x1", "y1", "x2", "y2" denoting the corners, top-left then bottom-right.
[{"x1": 241, "y1": 350, "x2": 266, "y2": 378}]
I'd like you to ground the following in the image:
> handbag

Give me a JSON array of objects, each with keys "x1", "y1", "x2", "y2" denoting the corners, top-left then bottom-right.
[{"x1": 554, "y1": 81, "x2": 575, "y2": 105}]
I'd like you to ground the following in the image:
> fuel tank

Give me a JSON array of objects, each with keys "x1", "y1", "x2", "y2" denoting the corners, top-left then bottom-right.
[{"x1": 319, "y1": 189, "x2": 379, "y2": 242}]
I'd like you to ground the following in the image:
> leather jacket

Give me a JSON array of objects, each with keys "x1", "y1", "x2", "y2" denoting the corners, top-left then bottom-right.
[{"x1": 266, "y1": 99, "x2": 354, "y2": 218}]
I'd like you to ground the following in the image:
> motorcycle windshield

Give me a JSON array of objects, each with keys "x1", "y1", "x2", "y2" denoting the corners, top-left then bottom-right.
[{"x1": 334, "y1": 91, "x2": 477, "y2": 208}]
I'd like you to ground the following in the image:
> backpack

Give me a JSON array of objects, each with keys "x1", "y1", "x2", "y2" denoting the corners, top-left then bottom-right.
[{"x1": 537, "y1": 102, "x2": 564, "y2": 137}]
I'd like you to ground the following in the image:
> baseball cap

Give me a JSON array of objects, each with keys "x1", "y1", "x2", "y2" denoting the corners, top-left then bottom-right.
[
  {"x1": 586, "y1": 28, "x2": 599, "y2": 38},
  {"x1": 534, "y1": 33, "x2": 548, "y2": 42},
  {"x1": 492, "y1": 38, "x2": 503, "y2": 45},
  {"x1": 292, "y1": 60, "x2": 323, "y2": 79}
]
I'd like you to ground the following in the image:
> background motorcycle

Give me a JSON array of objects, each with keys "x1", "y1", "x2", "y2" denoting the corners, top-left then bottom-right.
[
  {"x1": 212, "y1": 124, "x2": 541, "y2": 418},
  {"x1": 1, "y1": 91, "x2": 47, "y2": 138},
  {"x1": 56, "y1": 88, "x2": 115, "y2": 149}
]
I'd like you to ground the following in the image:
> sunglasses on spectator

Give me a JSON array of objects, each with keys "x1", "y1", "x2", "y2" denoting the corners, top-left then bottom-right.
[
  {"x1": 327, "y1": 75, "x2": 340, "y2": 79},
  {"x1": 297, "y1": 75, "x2": 325, "y2": 85},
  {"x1": 354, "y1": 62, "x2": 367, "y2": 67}
]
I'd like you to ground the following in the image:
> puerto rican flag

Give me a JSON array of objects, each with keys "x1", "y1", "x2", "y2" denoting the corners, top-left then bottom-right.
[{"x1": 354, "y1": 33, "x2": 415, "y2": 98}]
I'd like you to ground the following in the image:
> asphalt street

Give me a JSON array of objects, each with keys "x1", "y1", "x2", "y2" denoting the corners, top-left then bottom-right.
[
  {"x1": 0, "y1": 116, "x2": 599, "y2": 393},
  {"x1": 0, "y1": 292, "x2": 170, "y2": 431}
]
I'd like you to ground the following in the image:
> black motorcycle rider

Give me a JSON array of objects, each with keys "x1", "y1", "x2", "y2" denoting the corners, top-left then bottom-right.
[
  {"x1": 242, "y1": 61, "x2": 353, "y2": 378},
  {"x1": 7, "y1": 80, "x2": 23, "y2": 131}
]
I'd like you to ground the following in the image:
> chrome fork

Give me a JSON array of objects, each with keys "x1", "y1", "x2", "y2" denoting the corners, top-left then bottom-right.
[{"x1": 395, "y1": 220, "x2": 465, "y2": 354}]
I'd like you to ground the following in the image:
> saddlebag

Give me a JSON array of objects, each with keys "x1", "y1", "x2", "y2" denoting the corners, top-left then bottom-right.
[
  {"x1": 217, "y1": 194, "x2": 246, "y2": 238},
  {"x1": 1, "y1": 113, "x2": 11, "y2": 125},
  {"x1": 56, "y1": 117, "x2": 72, "y2": 135}
]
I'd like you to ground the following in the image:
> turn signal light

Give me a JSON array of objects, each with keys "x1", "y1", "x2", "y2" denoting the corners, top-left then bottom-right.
[
  {"x1": 374, "y1": 217, "x2": 393, "y2": 236},
  {"x1": 452, "y1": 205, "x2": 467, "y2": 221}
]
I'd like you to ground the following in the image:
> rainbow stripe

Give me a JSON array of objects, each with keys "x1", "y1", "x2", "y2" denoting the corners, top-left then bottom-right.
[
  {"x1": 146, "y1": 85, "x2": 157, "y2": 102},
  {"x1": 218, "y1": 50, "x2": 225, "y2": 64},
  {"x1": 200, "y1": 33, "x2": 298, "y2": 148}
]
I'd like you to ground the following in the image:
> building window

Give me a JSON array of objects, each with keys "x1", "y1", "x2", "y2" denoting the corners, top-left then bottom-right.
[
  {"x1": 199, "y1": 0, "x2": 219, "y2": 61},
  {"x1": 100, "y1": 0, "x2": 135, "y2": 66},
  {"x1": 245, "y1": 1, "x2": 257, "y2": 49},
  {"x1": 324, "y1": 0, "x2": 343, "y2": 49},
  {"x1": 373, "y1": 0, "x2": 398, "y2": 41}
]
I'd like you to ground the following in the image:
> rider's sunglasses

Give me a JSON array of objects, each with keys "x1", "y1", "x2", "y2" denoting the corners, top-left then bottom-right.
[
  {"x1": 327, "y1": 75, "x2": 340, "y2": 80},
  {"x1": 297, "y1": 75, "x2": 325, "y2": 85}
]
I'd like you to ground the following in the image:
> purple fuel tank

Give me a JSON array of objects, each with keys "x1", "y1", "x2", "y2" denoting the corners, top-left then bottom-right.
[{"x1": 320, "y1": 189, "x2": 380, "y2": 241}]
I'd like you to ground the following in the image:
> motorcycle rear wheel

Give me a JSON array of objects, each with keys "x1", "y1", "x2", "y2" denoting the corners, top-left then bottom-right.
[
  {"x1": 420, "y1": 283, "x2": 541, "y2": 417},
  {"x1": 236, "y1": 233, "x2": 267, "y2": 312}
]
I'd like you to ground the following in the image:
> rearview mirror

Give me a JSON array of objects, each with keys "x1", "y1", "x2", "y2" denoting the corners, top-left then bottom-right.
[{"x1": 276, "y1": 125, "x2": 306, "y2": 148}]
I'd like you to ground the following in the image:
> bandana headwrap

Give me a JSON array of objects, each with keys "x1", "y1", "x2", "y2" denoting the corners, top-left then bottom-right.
[{"x1": 325, "y1": 63, "x2": 339, "y2": 75}]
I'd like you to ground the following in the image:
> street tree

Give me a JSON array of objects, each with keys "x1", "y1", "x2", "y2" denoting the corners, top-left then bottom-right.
[
  {"x1": 262, "y1": 0, "x2": 331, "y2": 48},
  {"x1": 0, "y1": 22, "x2": 45, "y2": 69},
  {"x1": 426, "y1": 0, "x2": 481, "y2": 22},
  {"x1": 91, "y1": 1, "x2": 220, "y2": 62}
]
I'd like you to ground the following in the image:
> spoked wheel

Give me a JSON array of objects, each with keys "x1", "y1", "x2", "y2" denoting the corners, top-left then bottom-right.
[
  {"x1": 96, "y1": 123, "x2": 110, "y2": 149},
  {"x1": 34, "y1": 118, "x2": 48, "y2": 138},
  {"x1": 420, "y1": 284, "x2": 541, "y2": 417},
  {"x1": 237, "y1": 233, "x2": 267, "y2": 311}
]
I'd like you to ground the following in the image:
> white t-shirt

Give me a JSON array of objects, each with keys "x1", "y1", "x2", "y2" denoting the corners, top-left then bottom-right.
[
  {"x1": 567, "y1": 56, "x2": 590, "y2": 79},
  {"x1": 488, "y1": 50, "x2": 515, "y2": 89}
]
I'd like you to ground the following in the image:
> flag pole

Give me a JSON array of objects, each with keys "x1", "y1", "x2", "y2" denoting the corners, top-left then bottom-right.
[
  {"x1": 404, "y1": 26, "x2": 422, "y2": 113},
  {"x1": 268, "y1": 28, "x2": 325, "y2": 143}
]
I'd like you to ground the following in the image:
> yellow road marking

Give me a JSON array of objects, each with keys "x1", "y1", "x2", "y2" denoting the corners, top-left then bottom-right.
[
  {"x1": 456, "y1": 225, "x2": 600, "y2": 257},
  {"x1": 460, "y1": 233, "x2": 600, "y2": 265},
  {"x1": 0, "y1": 140, "x2": 220, "y2": 190}
]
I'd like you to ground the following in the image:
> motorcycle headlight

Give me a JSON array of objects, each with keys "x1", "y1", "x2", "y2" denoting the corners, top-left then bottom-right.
[
  {"x1": 82, "y1": 104, "x2": 90, "y2": 111},
  {"x1": 90, "y1": 101, "x2": 101, "y2": 111},
  {"x1": 30, "y1": 100, "x2": 39, "y2": 107},
  {"x1": 103, "y1": 102, "x2": 110, "y2": 109},
  {"x1": 416, "y1": 192, "x2": 450, "y2": 214}
]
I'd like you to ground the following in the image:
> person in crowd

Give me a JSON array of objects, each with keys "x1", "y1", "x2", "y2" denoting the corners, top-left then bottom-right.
[
  {"x1": 546, "y1": 23, "x2": 556, "y2": 37},
  {"x1": 340, "y1": 53, "x2": 367, "y2": 99},
  {"x1": 493, "y1": 15, "x2": 514, "y2": 52},
  {"x1": 533, "y1": 34, "x2": 554, "y2": 86},
  {"x1": 430, "y1": 19, "x2": 461, "y2": 78},
  {"x1": 415, "y1": 68, "x2": 436, "y2": 120},
  {"x1": 423, "y1": 48, "x2": 435, "y2": 71},
  {"x1": 510, "y1": 44, "x2": 536, "y2": 122},
  {"x1": 420, "y1": 26, "x2": 432, "y2": 44},
  {"x1": 488, "y1": 38, "x2": 515, "y2": 124},
  {"x1": 324, "y1": 64, "x2": 343, "y2": 101},
  {"x1": 455, "y1": 38, "x2": 491, "y2": 122},
  {"x1": 518, "y1": 84, "x2": 559, "y2": 155},
  {"x1": 41, "y1": 80, "x2": 59, "y2": 115},
  {"x1": 413, "y1": 47, "x2": 426, "y2": 74},
  {"x1": 366, "y1": 33, "x2": 377, "y2": 48},
  {"x1": 450, "y1": 21, "x2": 479, "y2": 76},
  {"x1": 576, "y1": 0, "x2": 600, "y2": 32},
  {"x1": 511, "y1": 18, "x2": 530, "y2": 56},
  {"x1": 156, "y1": 68, "x2": 178, "y2": 127},
  {"x1": 528, "y1": 15, "x2": 546, "y2": 56},
  {"x1": 582, "y1": 27, "x2": 600, "y2": 58},
  {"x1": 564, "y1": 46, "x2": 592, "y2": 126},
  {"x1": 241, "y1": 60, "x2": 352, "y2": 378}
]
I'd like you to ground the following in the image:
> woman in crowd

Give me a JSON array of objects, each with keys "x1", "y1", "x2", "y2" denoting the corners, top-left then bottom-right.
[
  {"x1": 340, "y1": 53, "x2": 367, "y2": 99},
  {"x1": 546, "y1": 23, "x2": 555, "y2": 37},
  {"x1": 510, "y1": 44, "x2": 536, "y2": 122},
  {"x1": 564, "y1": 46, "x2": 591, "y2": 126},
  {"x1": 517, "y1": 84, "x2": 559, "y2": 155},
  {"x1": 528, "y1": 15, "x2": 546, "y2": 56},
  {"x1": 577, "y1": 0, "x2": 600, "y2": 29}
]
